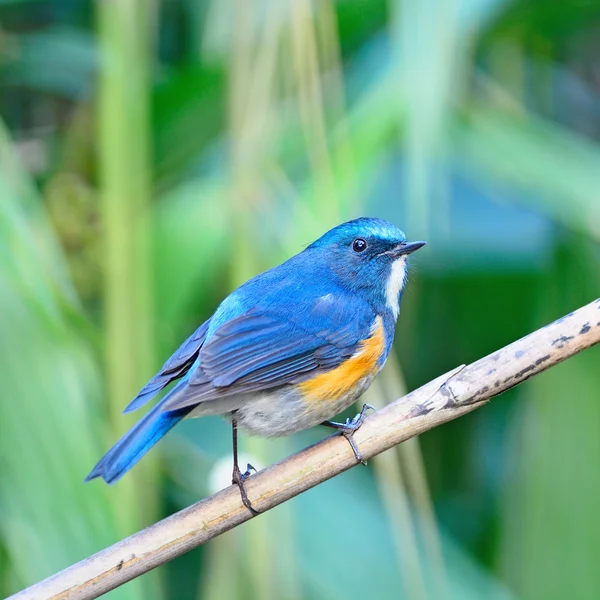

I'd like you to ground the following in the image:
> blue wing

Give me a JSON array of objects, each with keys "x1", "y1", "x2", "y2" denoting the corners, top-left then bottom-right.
[
  {"x1": 123, "y1": 319, "x2": 210, "y2": 413},
  {"x1": 161, "y1": 290, "x2": 378, "y2": 411}
]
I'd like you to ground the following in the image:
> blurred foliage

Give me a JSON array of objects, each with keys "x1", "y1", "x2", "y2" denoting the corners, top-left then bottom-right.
[{"x1": 1, "y1": 1, "x2": 600, "y2": 599}]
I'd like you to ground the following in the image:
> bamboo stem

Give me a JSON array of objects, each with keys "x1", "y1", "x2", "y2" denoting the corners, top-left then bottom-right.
[{"x1": 10, "y1": 298, "x2": 600, "y2": 600}]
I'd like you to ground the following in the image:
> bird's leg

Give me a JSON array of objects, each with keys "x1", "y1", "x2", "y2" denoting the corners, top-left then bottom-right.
[
  {"x1": 231, "y1": 413, "x2": 260, "y2": 515},
  {"x1": 321, "y1": 403, "x2": 376, "y2": 466}
]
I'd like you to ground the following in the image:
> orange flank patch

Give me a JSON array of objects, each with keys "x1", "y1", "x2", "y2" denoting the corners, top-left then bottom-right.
[{"x1": 299, "y1": 317, "x2": 385, "y2": 401}]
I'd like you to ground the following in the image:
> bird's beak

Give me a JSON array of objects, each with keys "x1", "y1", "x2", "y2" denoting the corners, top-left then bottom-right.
[{"x1": 390, "y1": 240, "x2": 426, "y2": 257}]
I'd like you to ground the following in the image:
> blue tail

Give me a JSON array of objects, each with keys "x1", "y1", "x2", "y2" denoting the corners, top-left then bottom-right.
[{"x1": 85, "y1": 402, "x2": 193, "y2": 484}]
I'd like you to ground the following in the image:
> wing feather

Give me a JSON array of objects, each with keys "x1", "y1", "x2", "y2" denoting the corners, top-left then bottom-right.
[
  {"x1": 161, "y1": 294, "x2": 377, "y2": 411},
  {"x1": 123, "y1": 319, "x2": 210, "y2": 413}
]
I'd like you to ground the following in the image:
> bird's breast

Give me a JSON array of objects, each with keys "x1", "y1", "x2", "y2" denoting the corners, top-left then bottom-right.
[
  {"x1": 298, "y1": 315, "x2": 385, "y2": 402},
  {"x1": 233, "y1": 317, "x2": 386, "y2": 437}
]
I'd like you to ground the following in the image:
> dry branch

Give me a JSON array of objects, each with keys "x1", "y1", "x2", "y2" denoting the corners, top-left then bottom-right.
[{"x1": 10, "y1": 298, "x2": 600, "y2": 600}]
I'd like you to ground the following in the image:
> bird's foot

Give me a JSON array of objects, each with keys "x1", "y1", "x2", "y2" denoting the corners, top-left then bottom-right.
[
  {"x1": 232, "y1": 463, "x2": 260, "y2": 515},
  {"x1": 323, "y1": 403, "x2": 376, "y2": 465}
]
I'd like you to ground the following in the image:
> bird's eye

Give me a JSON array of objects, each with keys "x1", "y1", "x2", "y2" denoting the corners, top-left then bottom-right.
[{"x1": 352, "y1": 238, "x2": 367, "y2": 253}]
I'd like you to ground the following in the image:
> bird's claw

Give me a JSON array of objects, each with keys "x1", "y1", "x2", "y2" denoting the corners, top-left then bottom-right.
[
  {"x1": 232, "y1": 463, "x2": 260, "y2": 516},
  {"x1": 326, "y1": 403, "x2": 376, "y2": 466},
  {"x1": 346, "y1": 403, "x2": 376, "y2": 430}
]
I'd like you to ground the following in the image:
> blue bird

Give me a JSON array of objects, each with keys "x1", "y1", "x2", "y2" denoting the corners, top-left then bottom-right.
[{"x1": 86, "y1": 217, "x2": 425, "y2": 513}]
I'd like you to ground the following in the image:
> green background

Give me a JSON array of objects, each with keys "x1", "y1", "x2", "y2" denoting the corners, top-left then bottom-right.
[{"x1": 1, "y1": 1, "x2": 600, "y2": 599}]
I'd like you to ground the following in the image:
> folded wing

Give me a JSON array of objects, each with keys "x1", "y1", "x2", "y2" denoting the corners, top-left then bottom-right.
[{"x1": 161, "y1": 293, "x2": 376, "y2": 411}]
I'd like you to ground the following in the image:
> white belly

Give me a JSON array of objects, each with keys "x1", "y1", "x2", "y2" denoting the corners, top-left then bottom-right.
[{"x1": 231, "y1": 375, "x2": 375, "y2": 437}]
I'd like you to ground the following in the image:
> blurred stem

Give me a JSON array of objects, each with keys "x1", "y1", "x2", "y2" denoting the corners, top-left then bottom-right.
[
  {"x1": 365, "y1": 355, "x2": 448, "y2": 600},
  {"x1": 390, "y1": 0, "x2": 461, "y2": 237},
  {"x1": 365, "y1": 378, "x2": 428, "y2": 600},
  {"x1": 315, "y1": 0, "x2": 358, "y2": 217},
  {"x1": 200, "y1": 534, "x2": 240, "y2": 600},
  {"x1": 290, "y1": 0, "x2": 339, "y2": 225},
  {"x1": 401, "y1": 438, "x2": 448, "y2": 598},
  {"x1": 385, "y1": 358, "x2": 448, "y2": 600},
  {"x1": 97, "y1": 0, "x2": 156, "y2": 533}
]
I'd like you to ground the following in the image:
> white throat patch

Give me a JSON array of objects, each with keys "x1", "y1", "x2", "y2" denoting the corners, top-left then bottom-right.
[{"x1": 386, "y1": 257, "x2": 407, "y2": 319}]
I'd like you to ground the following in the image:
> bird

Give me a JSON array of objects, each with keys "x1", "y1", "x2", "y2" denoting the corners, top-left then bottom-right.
[{"x1": 86, "y1": 217, "x2": 425, "y2": 514}]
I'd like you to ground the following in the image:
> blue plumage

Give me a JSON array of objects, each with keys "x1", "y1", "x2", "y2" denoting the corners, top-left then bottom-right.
[
  {"x1": 85, "y1": 403, "x2": 191, "y2": 484},
  {"x1": 86, "y1": 217, "x2": 425, "y2": 493}
]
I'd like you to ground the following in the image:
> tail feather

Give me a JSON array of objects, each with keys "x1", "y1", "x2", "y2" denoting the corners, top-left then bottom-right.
[{"x1": 85, "y1": 402, "x2": 192, "y2": 484}]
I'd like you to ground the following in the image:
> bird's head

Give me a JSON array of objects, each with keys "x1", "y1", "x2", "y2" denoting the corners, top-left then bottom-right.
[{"x1": 308, "y1": 217, "x2": 425, "y2": 318}]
